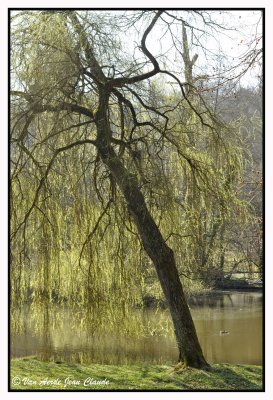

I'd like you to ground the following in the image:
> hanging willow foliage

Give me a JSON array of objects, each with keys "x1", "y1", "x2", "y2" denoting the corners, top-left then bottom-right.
[{"x1": 10, "y1": 10, "x2": 256, "y2": 338}]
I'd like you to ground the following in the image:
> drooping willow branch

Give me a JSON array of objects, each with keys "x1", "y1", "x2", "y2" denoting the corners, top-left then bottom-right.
[
  {"x1": 11, "y1": 139, "x2": 97, "y2": 240},
  {"x1": 78, "y1": 198, "x2": 113, "y2": 271}
]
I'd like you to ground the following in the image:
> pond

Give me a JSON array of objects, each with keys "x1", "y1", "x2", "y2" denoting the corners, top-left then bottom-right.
[{"x1": 11, "y1": 291, "x2": 263, "y2": 365}]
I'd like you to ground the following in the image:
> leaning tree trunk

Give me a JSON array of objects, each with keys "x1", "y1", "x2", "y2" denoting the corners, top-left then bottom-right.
[{"x1": 95, "y1": 89, "x2": 209, "y2": 368}]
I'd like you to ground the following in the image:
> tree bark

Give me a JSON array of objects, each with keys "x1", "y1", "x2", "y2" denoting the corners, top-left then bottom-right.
[{"x1": 95, "y1": 89, "x2": 209, "y2": 368}]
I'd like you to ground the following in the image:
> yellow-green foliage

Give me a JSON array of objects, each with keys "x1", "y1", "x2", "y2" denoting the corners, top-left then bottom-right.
[{"x1": 10, "y1": 11, "x2": 258, "y2": 329}]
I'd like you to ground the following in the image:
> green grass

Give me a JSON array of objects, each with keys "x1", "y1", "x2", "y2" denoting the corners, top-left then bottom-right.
[{"x1": 10, "y1": 357, "x2": 263, "y2": 391}]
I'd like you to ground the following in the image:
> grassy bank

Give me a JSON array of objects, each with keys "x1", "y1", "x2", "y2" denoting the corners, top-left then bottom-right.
[{"x1": 10, "y1": 358, "x2": 263, "y2": 391}]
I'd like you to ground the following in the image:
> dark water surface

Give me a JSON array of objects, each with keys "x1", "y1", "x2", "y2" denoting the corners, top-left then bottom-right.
[{"x1": 11, "y1": 291, "x2": 263, "y2": 365}]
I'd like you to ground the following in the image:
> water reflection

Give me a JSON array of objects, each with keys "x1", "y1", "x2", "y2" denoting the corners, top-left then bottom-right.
[
  {"x1": 11, "y1": 291, "x2": 263, "y2": 365},
  {"x1": 189, "y1": 292, "x2": 263, "y2": 365}
]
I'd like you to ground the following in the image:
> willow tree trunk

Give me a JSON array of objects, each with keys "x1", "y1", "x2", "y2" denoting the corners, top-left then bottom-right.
[{"x1": 95, "y1": 88, "x2": 209, "y2": 368}]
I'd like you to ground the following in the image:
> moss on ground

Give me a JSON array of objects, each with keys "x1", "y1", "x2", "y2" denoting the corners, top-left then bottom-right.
[{"x1": 10, "y1": 357, "x2": 263, "y2": 391}]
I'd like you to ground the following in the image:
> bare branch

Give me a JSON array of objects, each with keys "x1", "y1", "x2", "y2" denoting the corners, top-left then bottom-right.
[
  {"x1": 11, "y1": 90, "x2": 95, "y2": 119},
  {"x1": 106, "y1": 11, "x2": 162, "y2": 88}
]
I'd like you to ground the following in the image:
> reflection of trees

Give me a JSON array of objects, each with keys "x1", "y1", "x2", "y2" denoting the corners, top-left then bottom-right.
[
  {"x1": 40, "y1": 303, "x2": 53, "y2": 361},
  {"x1": 11, "y1": 291, "x2": 262, "y2": 364},
  {"x1": 188, "y1": 292, "x2": 262, "y2": 310}
]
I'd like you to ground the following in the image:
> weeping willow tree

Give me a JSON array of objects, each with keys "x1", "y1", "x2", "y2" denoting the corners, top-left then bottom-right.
[{"x1": 10, "y1": 10, "x2": 260, "y2": 368}]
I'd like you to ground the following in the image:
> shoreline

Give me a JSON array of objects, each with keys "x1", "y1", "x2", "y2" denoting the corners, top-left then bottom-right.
[{"x1": 143, "y1": 286, "x2": 263, "y2": 308}]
